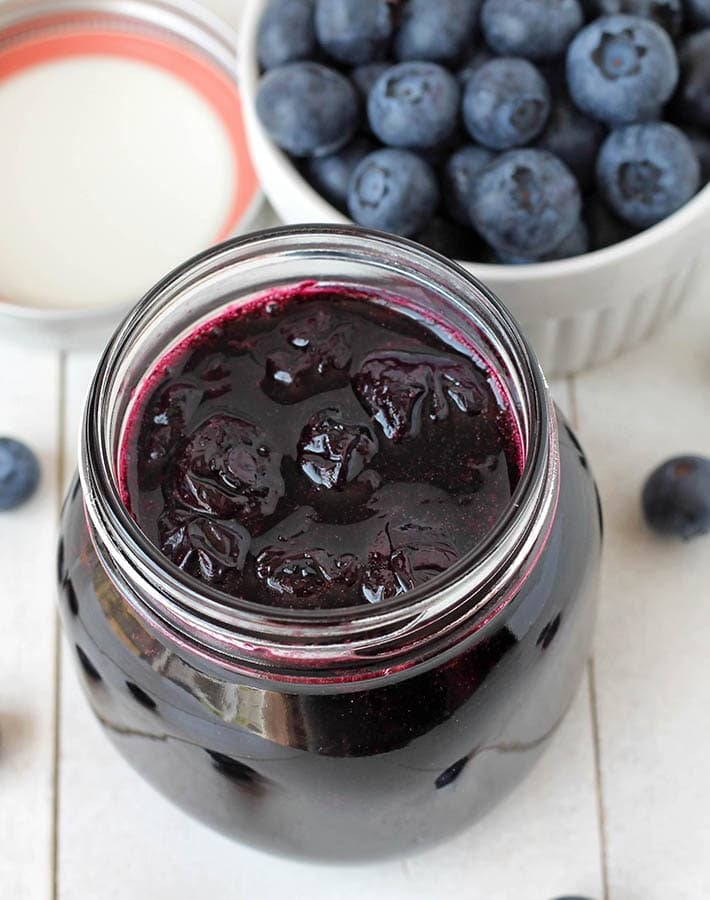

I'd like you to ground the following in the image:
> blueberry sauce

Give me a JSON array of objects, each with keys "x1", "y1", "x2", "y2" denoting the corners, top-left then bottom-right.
[{"x1": 120, "y1": 287, "x2": 523, "y2": 610}]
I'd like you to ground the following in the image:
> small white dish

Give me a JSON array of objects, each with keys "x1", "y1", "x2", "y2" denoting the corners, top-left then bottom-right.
[{"x1": 239, "y1": 0, "x2": 710, "y2": 376}]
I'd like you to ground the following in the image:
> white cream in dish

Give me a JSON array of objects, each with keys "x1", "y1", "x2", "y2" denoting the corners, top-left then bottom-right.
[{"x1": 0, "y1": 54, "x2": 240, "y2": 309}]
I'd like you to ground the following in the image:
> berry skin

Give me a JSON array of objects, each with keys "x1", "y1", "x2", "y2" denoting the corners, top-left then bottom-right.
[
  {"x1": 257, "y1": 0, "x2": 317, "y2": 71},
  {"x1": 481, "y1": 0, "x2": 584, "y2": 61},
  {"x1": 585, "y1": 0, "x2": 683, "y2": 37},
  {"x1": 536, "y1": 94, "x2": 607, "y2": 193},
  {"x1": 348, "y1": 150, "x2": 439, "y2": 237},
  {"x1": 566, "y1": 15, "x2": 679, "y2": 126},
  {"x1": 686, "y1": 0, "x2": 710, "y2": 27},
  {"x1": 394, "y1": 0, "x2": 482, "y2": 64},
  {"x1": 457, "y1": 45, "x2": 494, "y2": 88},
  {"x1": 642, "y1": 456, "x2": 710, "y2": 540},
  {"x1": 596, "y1": 123, "x2": 700, "y2": 228},
  {"x1": 442, "y1": 144, "x2": 495, "y2": 226},
  {"x1": 314, "y1": 0, "x2": 392, "y2": 66},
  {"x1": 0, "y1": 438, "x2": 40, "y2": 511},
  {"x1": 497, "y1": 218, "x2": 589, "y2": 263},
  {"x1": 256, "y1": 62, "x2": 359, "y2": 158},
  {"x1": 463, "y1": 58, "x2": 551, "y2": 151},
  {"x1": 470, "y1": 149, "x2": 582, "y2": 257},
  {"x1": 368, "y1": 62, "x2": 460, "y2": 150},
  {"x1": 674, "y1": 31, "x2": 710, "y2": 133},
  {"x1": 307, "y1": 137, "x2": 374, "y2": 210}
]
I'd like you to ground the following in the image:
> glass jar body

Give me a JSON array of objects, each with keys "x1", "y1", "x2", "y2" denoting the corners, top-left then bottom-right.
[{"x1": 58, "y1": 416, "x2": 599, "y2": 861}]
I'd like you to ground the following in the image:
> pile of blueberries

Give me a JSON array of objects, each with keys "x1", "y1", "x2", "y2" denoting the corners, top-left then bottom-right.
[{"x1": 256, "y1": 0, "x2": 710, "y2": 263}]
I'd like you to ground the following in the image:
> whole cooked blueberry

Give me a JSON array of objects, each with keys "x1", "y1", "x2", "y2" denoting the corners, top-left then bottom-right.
[
  {"x1": 368, "y1": 62, "x2": 460, "y2": 149},
  {"x1": 256, "y1": 62, "x2": 359, "y2": 157},
  {"x1": 566, "y1": 15, "x2": 679, "y2": 126},
  {"x1": 161, "y1": 515, "x2": 250, "y2": 583},
  {"x1": 463, "y1": 58, "x2": 551, "y2": 151},
  {"x1": 642, "y1": 455, "x2": 710, "y2": 539},
  {"x1": 443, "y1": 144, "x2": 495, "y2": 225},
  {"x1": 415, "y1": 217, "x2": 485, "y2": 261},
  {"x1": 596, "y1": 123, "x2": 700, "y2": 227},
  {"x1": 481, "y1": 0, "x2": 584, "y2": 60},
  {"x1": 297, "y1": 409, "x2": 378, "y2": 489},
  {"x1": 536, "y1": 94, "x2": 606, "y2": 192},
  {"x1": 257, "y1": 0, "x2": 317, "y2": 70},
  {"x1": 348, "y1": 149, "x2": 439, "y2": 236},
  {"x1": 585, "y1": 0, "x2": 683, "y2": 36},
  {"x1": 350, "y1": 62, "x2": 389, "y2": 100},
  {"x1": 315, "y1": 0, "x2": 392, "y2": 65},
  {"x1": 684, "y1": 128, "x2": 710, "y2": 184},
  {"x1": 457, "y1": 45, "x2": 494, "y2": 88},
  {"x1": 171, "y1": 415, "x2": 285, "y2": 530},
  {"x1": 0, "y1": 437, "x2": 40, "y2": 511},
  {"x1": 496, "y1": 218, "x2": 590, "y2": 262},
  {"x1": 307, "y1": 137, "x2": 374, "y2": 209},
  {"x1": 470, "y1": 149, "x2": 581, "y2": 256},
  {"x1": 674, "y1": 31, "x2": 710, "y2": 132},
  {"x1": 394, "y1": 0, "x2": 481, "y2": 63},
  {"x1": 352, "y1": 350, "x2": 488, "y2": 442},
  {"x1": 585, "y1": 195, "x2": 637, "y2": 248},
  {"x1": 686, "y1": 0, "x2": 710, "y2": 27}
]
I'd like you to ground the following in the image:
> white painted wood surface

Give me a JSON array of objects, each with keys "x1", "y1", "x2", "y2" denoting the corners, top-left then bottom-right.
[{"x1": 1, "y1": 4, "x2": 709, "y2": 898}]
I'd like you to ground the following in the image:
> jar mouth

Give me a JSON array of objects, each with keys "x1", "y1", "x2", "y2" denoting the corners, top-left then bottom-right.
[{"x1": 81, "y1": 225, "x2": 557, "y2": 676}]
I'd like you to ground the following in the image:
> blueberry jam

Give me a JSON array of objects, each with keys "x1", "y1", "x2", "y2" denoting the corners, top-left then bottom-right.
[{"x1": 120, "y1": 288, "x2": 522, "y2": 610}]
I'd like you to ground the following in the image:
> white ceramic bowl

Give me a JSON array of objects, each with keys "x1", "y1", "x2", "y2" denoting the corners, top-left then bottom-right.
[{"x1": 239, "y1": 0, "x2": 710, "y2": 377}]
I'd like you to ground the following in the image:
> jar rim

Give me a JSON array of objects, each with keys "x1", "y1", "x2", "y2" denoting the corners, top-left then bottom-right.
[{"x1": 80, "y1": 225, "x2": 559, "y2": 678}]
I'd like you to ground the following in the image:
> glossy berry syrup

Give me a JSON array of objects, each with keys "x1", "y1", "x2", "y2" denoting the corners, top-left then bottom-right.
[{"x1": 120, "y1": 287, "x2": 523, "y2": 609}]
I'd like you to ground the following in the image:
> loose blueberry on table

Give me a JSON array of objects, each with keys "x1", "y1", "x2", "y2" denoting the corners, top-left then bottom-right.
[
  {"x1": 121, "y1": 287, "x2": 522, "y2": 609},
  {"x1": 255, "y1": 0, "x2": 709, "y2": 263},
  {"x1": 0, "y1": 437, "x2": 40, "y2": 511},
  {"x1": 642, "y1": 455, "x2": 710, "y2": 540}
]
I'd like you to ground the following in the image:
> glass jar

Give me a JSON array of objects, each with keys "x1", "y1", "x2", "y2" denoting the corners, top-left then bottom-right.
[{"x1": 58, "y1": 226, "x2": 601, "y2": 862}]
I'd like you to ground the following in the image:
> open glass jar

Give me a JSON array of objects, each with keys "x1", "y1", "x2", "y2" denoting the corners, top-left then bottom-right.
[{"x1": 58, "y1": 226, "x2": 601, "y2": 862}]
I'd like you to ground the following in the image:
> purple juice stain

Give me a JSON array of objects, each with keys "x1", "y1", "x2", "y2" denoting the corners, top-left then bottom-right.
[{"x1": 119, "y1": 286, "x2": 524, "y2": 610}]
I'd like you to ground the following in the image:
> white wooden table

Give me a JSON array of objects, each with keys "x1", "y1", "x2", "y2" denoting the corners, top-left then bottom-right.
[{"x1": 2, "y1": 5, "x2": 710, "y2": 899}]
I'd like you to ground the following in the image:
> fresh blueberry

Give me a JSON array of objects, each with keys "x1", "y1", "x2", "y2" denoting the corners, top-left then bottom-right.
[
  {"x1": 496, "y1": 218, "x2": 590, "y2": 262},
  {"x1": 586, "y1": 0, "x2": 683, "y2": 35},
  {"x1": 350, "y1": 62, "x2": 389, "y2": 100},
  {"x1": 368, "y1": 62, "x2": 460, "y2": 150},
  {"x1": 686, "y1": 0, "x2": 710, "y2": 27},
  {"x1": 415, "y1": 217, "x2": 485, "y2": 261},
  {"x1": 307, "y1": 137, "x2": 375, "y2": 209},
  {"x1": 463, "y1": 59, "x2": 550, "y2": 152},
  {"x1": 257, "y1": 0, "x2": 317, "y2": 71},
  {"x1": 442, "y1": 144, "x2": 495, "y2": 225},
  {"x1": 257, "y1": 62, "x2": 360, "y2": 157},
  {"x1": 566, "y1": 16, "x2": 678, "y2": 127},
  {"x1": 314, "y1": 0, "x2": 392, "y2": 66},
  {"x1": 596, "y1": 122, "x2": 700, "y2": 227},
  {"x1": 684, "y1": 128, "x2": 710, "y2": 183},
  {"x1": 674, "y1": 31, "x2": 710, "y2": 132},
  {"x1": 0, "y1": 438, "x2": 40, "y2": 511},
  {"x1": 394, "y1": 0, "x2": 482, "y2": 64},
  {"x1": 348, "y1": 149, "x2": 439, "y2": 237},
  {"x1": 642, "y1": 455, "x2": 710, "y2": 540},
  {"x1": 470, "y1": 148, "x2": 582, "y2": 256},
  {"x1": 585, "y1": 195, "x2": 638, "y2": 248},
  {"x1": 481, "y1": 0, "x2": 584, "y2": 60},
  {"x1": 536, "y1": 94, "x2": 607, "y2": 192},
  {"x1": 457, "y1": 45, "x2": 494, "y2": 88}
]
